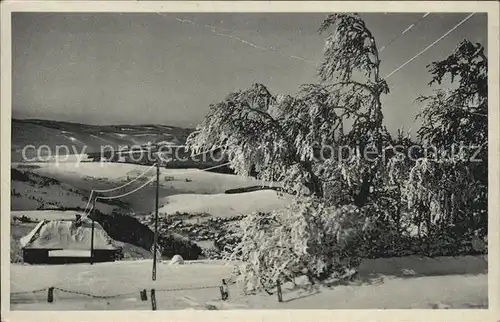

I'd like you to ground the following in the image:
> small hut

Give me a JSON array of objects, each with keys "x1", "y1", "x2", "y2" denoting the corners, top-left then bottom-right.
[{"x1": 20, "y1": 218, "x2": 122, "y2": 264}]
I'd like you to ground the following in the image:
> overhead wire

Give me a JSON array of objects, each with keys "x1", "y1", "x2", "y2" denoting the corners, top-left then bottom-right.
[
  {"x1": 79, "y1": 146, "x2": 232, "y2": 218},
  {"x1": 378, "y1": 13, "x2": 430, "y2": 53},
  {"x1": 80, "y1": 146, "x2": 217, "y2": 213},
  {"x1": 79, "y1": 161, "x2": 233, "y2": 220},
  {"x1": 381, "y1": 12, "x2": 476, "y2": 136},
  {"x1": 94, "y1": 161, "x2": 234, "y2": 201},
  {"x1": 155, "y1": 12, "x2": 317, "y2": 65},
  {"x1": 383, "y1": 13, "x2": 475, "y2": 80},
  {"x1": 95, "y1": 176, "x2": 157, "y2": 200},
  {"x1": 150, "y1": 11, "x2": 474, "y2": 84},
  {"x1": 146, "y1": 10, "x2": 474, "y2": 83},
  {"x1": 80, "y1": 163, "x2": 157, "y2": 216},
  {"x1": 94, "y1": 163, "x2": 157, "y2": 193}
]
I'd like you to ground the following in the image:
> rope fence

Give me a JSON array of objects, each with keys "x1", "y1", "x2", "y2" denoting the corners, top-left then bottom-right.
[
  {"x1": 9, "y1": 275, "x2": 278, "y2": 310},
  {"x1": 11, "y1": 287, "x2": 48, "y2": 295},
  {"x1": 53, "y1": 287, "x2": 138, "y2": 299}
]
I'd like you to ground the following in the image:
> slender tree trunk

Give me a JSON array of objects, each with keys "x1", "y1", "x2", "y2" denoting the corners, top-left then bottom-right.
[
  {"x1": 304, "y1": 162, "x2": 324, "y2": 198},
  {"x1": 354, "y1": 172, "x2": 373, "y2": 207},
  {"x1": 306, "y1": 173, "x2": 324, "y2": 198}
]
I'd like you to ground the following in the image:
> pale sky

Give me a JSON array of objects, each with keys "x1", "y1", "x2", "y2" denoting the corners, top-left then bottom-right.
[{"x1": 12, "y1": 12, "x2": 487, "y2": 131}]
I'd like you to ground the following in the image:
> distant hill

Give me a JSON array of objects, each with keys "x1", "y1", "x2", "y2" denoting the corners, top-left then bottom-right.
[{"x1": 11, "y1": 118, "x2": 194, "y2": 162}]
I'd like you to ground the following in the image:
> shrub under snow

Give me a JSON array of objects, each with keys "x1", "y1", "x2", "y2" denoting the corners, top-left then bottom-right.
[
  {"x1": 223, "y1": 197, "x2": 373, "y2": 293},
  {"x1": 169, "y1": 254, "x2": 184, "y2": 265}
]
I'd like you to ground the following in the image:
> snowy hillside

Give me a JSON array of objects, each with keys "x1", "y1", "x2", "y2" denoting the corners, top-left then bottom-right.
[
  {"x1": 158, "y1": 190, "x2": 292, "y2": 218},
  {"x1": 11, "y1": 168, "x2": 118, "y2": 213},
  {"x1": 11, "y1": 162, "x2": 273, "y2": 213},
  {"x1": 10, "y1": 161, "x2": 285, "y2": 263}
]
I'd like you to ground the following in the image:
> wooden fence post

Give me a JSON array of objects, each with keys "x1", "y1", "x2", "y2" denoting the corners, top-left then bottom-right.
[
  {"x1": 151, "y1": 289, "x2": 157, "y2": 310},
  {"x1": 140, "y1": 289, "x2": 148, "y2": 301},
  {"x1": 219, "y1": 286, "x2": 225, "y2": 301},
  {"x1": 47, "y1": 287, "x2": 54, "y2": 303},
  {"x1": 219, "y1": 279, "x2": 229, "y2": 301},
  {"x1": 276, "y1": 280, "x2": 283, "y2": 303}
]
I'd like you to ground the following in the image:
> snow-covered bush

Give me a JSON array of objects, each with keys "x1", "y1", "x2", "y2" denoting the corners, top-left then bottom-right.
[
  {"x1": 169, "y1": 254, "x2": 184, "y2": 265},
  {"x1": 201, "y1": 247, "x2": 222, "y2": 259},
  {"x1": 223, "y1": 197, "x2": 372, "y2": 293}
]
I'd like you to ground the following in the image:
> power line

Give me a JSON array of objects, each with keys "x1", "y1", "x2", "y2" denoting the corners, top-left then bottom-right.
[
  {"x1": 80, "y1": 162, "x2": 157, "y2": 217},
  {"x1": 92, "y1": 161, "x2": 232, "y2": 201},
  {"x1": 153, "y1": 10, "x2": 468, "y2": 83},
  {"x1": 82, "y1": 190, "x2": 94, "y2": 216},
  {"x1": 379, "y1": 13, "x2": 430, "y2": 52},
  {"x1": 80, "y1": 145, "x2": 227, "y2": 216},
  {"x1": 79, "y1": 159, "x2": 232, "y2": 219},
  {"x1": 384, "y1": 13, "x2": 475, "y2": 80},
  {"x1": 156, "y1": 12, "x2": 317, "y2": 65},
  {"x1": 94, "y1": 163, "x2": 157, "y2": 193},
  {"x1": 80, "y1": 176, "x2": 156, "y2": 219},
  {"x1": 148, "y1": 10, "x2": 473, "y2": 84},
  {"x1": 96, "y1": 176, "x2": 157, "y2": 200}
]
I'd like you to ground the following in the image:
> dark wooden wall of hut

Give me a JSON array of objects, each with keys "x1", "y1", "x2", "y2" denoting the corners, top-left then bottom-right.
[{"x1": 22, "y1": 249, "x2": 123, "y2": 264}]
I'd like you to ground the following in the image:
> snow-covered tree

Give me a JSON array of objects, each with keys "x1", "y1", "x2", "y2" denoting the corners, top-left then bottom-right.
[
  {"x1": 186, "y1": 14, "x2": 390, "y2": 205},
  {"x1": 223, "y1": 198, "x2": 373, "y2": 293},
  {"x1": 185, "y1": 14, "x2": 408, "y2": 294},
  {"x1": 403, "y1": 40, "x2": 488, "y2": 248}
]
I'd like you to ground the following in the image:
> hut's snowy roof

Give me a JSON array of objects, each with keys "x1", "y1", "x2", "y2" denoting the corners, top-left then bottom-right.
[{"x1": 20, "y1": 218, "x2": 119, "y2": 250}]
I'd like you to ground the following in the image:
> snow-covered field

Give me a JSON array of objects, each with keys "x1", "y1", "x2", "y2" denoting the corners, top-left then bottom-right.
[
  {"x1": 10, "y1": 256, "x2": 487, "y2": 310},
  {"x1": 158, "y1": 190, "x2": 292, "y2": 218},
  {"x1": 11, "y1": 162, "x2": 264, "y2": 194},
  {"x1": 9, "y1": 163, "x2": 290, "y2": 264},
  {"x1": 10, "y1": 163, "x2": 290, "y2": 264},
  {"x1": 9, "y1": 161, "x2": 489, "y2": 311},
  {"x1": 11, "y1": 162, "x2": 281, "y2": 213}
]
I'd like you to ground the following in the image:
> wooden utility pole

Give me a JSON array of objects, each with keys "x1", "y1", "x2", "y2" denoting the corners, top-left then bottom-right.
[
  {"x1": 152, "y1": 157, "x2": 160, "y2": 281},
  {"x1": 90, "y1": 196, "x2": 96, "y2": 265}
]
